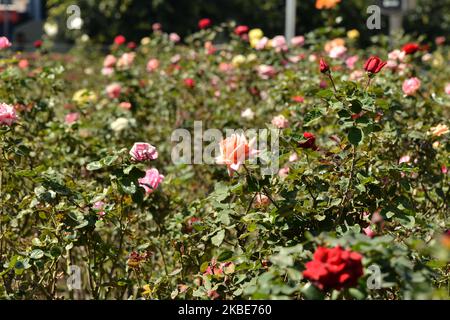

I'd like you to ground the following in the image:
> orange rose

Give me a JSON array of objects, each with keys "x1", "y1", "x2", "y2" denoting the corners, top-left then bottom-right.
[{"x1": 215, "y1": 133, "x2": 258, "y2": 176}]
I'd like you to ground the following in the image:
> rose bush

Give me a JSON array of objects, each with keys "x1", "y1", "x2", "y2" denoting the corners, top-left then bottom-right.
[{"x1": 0, "y1": 20, "x2": 449, "y2": 300}]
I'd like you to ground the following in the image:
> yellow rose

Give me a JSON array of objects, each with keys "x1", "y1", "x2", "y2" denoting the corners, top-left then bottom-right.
[
  {"x1": 232, "y1": 55, "x2": 246, "y2": 67},
  {"x1": 248, "y1": 28, "x2": 263, "y2": 41},
  {"x1": 347, "y1": 29, "x2": 360, "y2": 39},
  {"x1": 72, "y1": 89, "x2": 97, "y2": 105},
  {"x1": 246, "y1": 53, "x2": 257, "y2": 63},
  {"x1": 140, "y1": 37, "x2": 151, "y2": 46}
]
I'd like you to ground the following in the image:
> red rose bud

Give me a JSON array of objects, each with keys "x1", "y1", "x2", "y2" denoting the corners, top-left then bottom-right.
[
  {"x1": 198, "y1": 18, "x2": 212, "y2": 30},
  {"x1": 299, "y1": 132, "x2": 318, "y2": 150},
  {"x1": 114, "y1": 35, "x2": 126, "y2": 45},
  {"x1": 319, "y1": 58, "x2": 330, "y2": 74},
  {"x1": 184, "y1": 78, "x2": 195, "y2": 88},
  {"x1": 234, "y1": 25, "x2": 249, "y2": 36},
  {"x1": 34, "y1": 40, "x2": 43, "y2": 48},
  {"x1": 303, "y1": 246, "x2": 364, "y2": 291},
  {"x1": 402, "y1": 42, "x2": 420, "y2": 55},
  {"x1": 364, "y1": 56, "x2": 387, "y2": 74}
]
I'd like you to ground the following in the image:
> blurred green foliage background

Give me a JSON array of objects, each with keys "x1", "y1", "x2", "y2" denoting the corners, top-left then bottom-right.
[{"x1": 46, "y1": 0, "x2": 449, "y2": 44}]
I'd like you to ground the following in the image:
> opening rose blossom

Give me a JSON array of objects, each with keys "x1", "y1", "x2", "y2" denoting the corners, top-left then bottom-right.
[
  {"x1": 303, "y1": 246, "x2": 364, "y2": 291},
  {"x1": 364, "y1": 56, "x2": 387, "y2": 74},
  {"x1": 198, "y1": 18, "x2": 212, "y2": 29},
  {"x1": 0, "y1": 103, "x2": 18, "y2": 126},
  {"x1": 138, "y1": 168, "x2": 164, "y2": 194},
  {"x1": 299, "y1": 132, "x2": 318, "y2": 150},
  {"x1": 129, "y1": 142, "x2": 158, "y2": 162},
  {"x1": 0, "y1": 36, "x2": 12, "y2": 49},
  {"x1": 402, "y1": 77, "x2": 421, "y2": 96},
  {"x1": 215, "y1": 133, "x2": 259, "y2": 176}
]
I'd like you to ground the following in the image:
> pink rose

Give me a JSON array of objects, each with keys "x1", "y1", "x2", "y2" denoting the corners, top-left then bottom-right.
[
  {"x1": 103, "y1": 55, "x2": 117, "y2": 68},
  {"x1": 271, "y1": 115, "x2": 289, "y2": 129},
  {"x1": 119, "y1": 102, "x2": 132, "y2": 110},
  {"x1": 402, "y1": 77, "x2": 421, "y2": 96},
  {"x1": 399, "y1": 155, "x2": 411, "y2": 164},
  {"x1": 65, "y1": 112, "x2": 79, "y2": 124},
  {"x1": 106, "y1": 83, "x2": 122, "y2": 99},
  {"x1": 345, "y1": 55, "x2": 359, "y2": 69},
  {"x1": 0, "y1": 103, "x2": 18, "y2": 126},
  {"x1": 138, "y1": 168, "x2": 164, "y2": 194},
  {"x1": 255, "y1": 37, "x2": 269, "y2": 50},
  {"x1": 146, "y1": 58, "x2": 160, "y2": 72},
  {"x1": 102, "y1": 67, "x2": 114, "y2": 76},
  {"x1": 92, "y1": 201, "x2": 105, "y2": 211},
  {"x1": 18, "y1": 59, "x2": 29, "y2": 69},
  {"x1": 129, "y1": 142, "x2": 158, "y2": 162},
  {"x1": 169, "y1": 33, "x2": 180, "y2": 43},
  {"x1": 0, "y1": 37, "x2": 12, "y2": 49},
  {"x1": 445, "y1": 83, "x2": 450, "y2": 95},
  {"x1": 117, "y1": 52, "x2": 135, "y2": 69},
  {"x1": 363, "y1": 226, "x2": 376, "y2": 238},
  {"x1": 152, "y1": 23, "x2": 162, "y2": 31},
  {"x1": 290, "y1": 36, "x2": 305, "y2": 47},
  {"x1": 257, "y1": 65, "x2": 276, "y2": 79},
  {"x1": 272, "y1": 35, "x2": 288, "y2": 52},
  {"x1": 329, "y1": 45, "x2": 347, "y2": 59},
  {"x1": 278, "y1": 167, "x2": 290, "y2": 179}
]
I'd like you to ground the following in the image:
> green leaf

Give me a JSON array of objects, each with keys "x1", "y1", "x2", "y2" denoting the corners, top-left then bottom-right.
[
  {"x1": 348, "y1": 288, "x2": 365, "y2": 300},
  {"x1": 30, "y1": 249, "x2": 44, "y2": 260},
  {"x1": 211, "y1": 230, "x2": 225, "y2": 247},
  {"x1": 348, "y1": 127, "x2": 363, "y2": 145},
  {"x1": 86, "y1": 161, "x2": 102, "y2": 171}
]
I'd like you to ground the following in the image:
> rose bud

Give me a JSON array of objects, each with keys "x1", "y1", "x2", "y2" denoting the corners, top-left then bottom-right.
[
  {"x1": 319, "y1": 58, "x2": 330, "y2": 74},
  {"x1": 364, "y1": 56, "x2": 387, "y2": 74},
  {"x1": 299, "y1": 132, "x2": 318, "y2": 150}
]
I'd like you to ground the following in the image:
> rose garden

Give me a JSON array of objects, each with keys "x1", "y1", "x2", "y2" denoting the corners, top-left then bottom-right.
[{"x1": 0, "y1": 1, "x2": 449, "y2": 300}]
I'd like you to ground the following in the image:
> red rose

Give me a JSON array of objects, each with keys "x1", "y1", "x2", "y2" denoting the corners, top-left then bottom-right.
[
  {"x1": 127, "y1": 41, "x2": 137, "y2": 49},
  {"x1": 402, "y1": 42, "x2": 420, "y2": 55},
  {"x1": 198, "y1": 18, "x2": 212, "y2": 29},
  {"x1": 303, "y1": 246, "x2": 364, "y2": 291},
  {"x1": 234, "y1": 25, "x2": 249, "y2": 36},
  {"x1": 291, "y1": 95, "x2": 304, "y2": 103},
  {"x1": 319, "y1": 58, "x2": 330, "y2": 74},
  {"x1": 184, "y1": 78, "x2": 195, "y2": 88},
  {"x1": 114, "y1": 35, "x2": 126, "y2": 45},
  {"x1": 364, "y1": 56, "x2": 387, "y2": 74},
  {"x1": 34, "y1": 40, "x2": 43, "y2": 48},
  {"x1": 299, "y1": 132, "x2": 318, "y2": 150}
]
